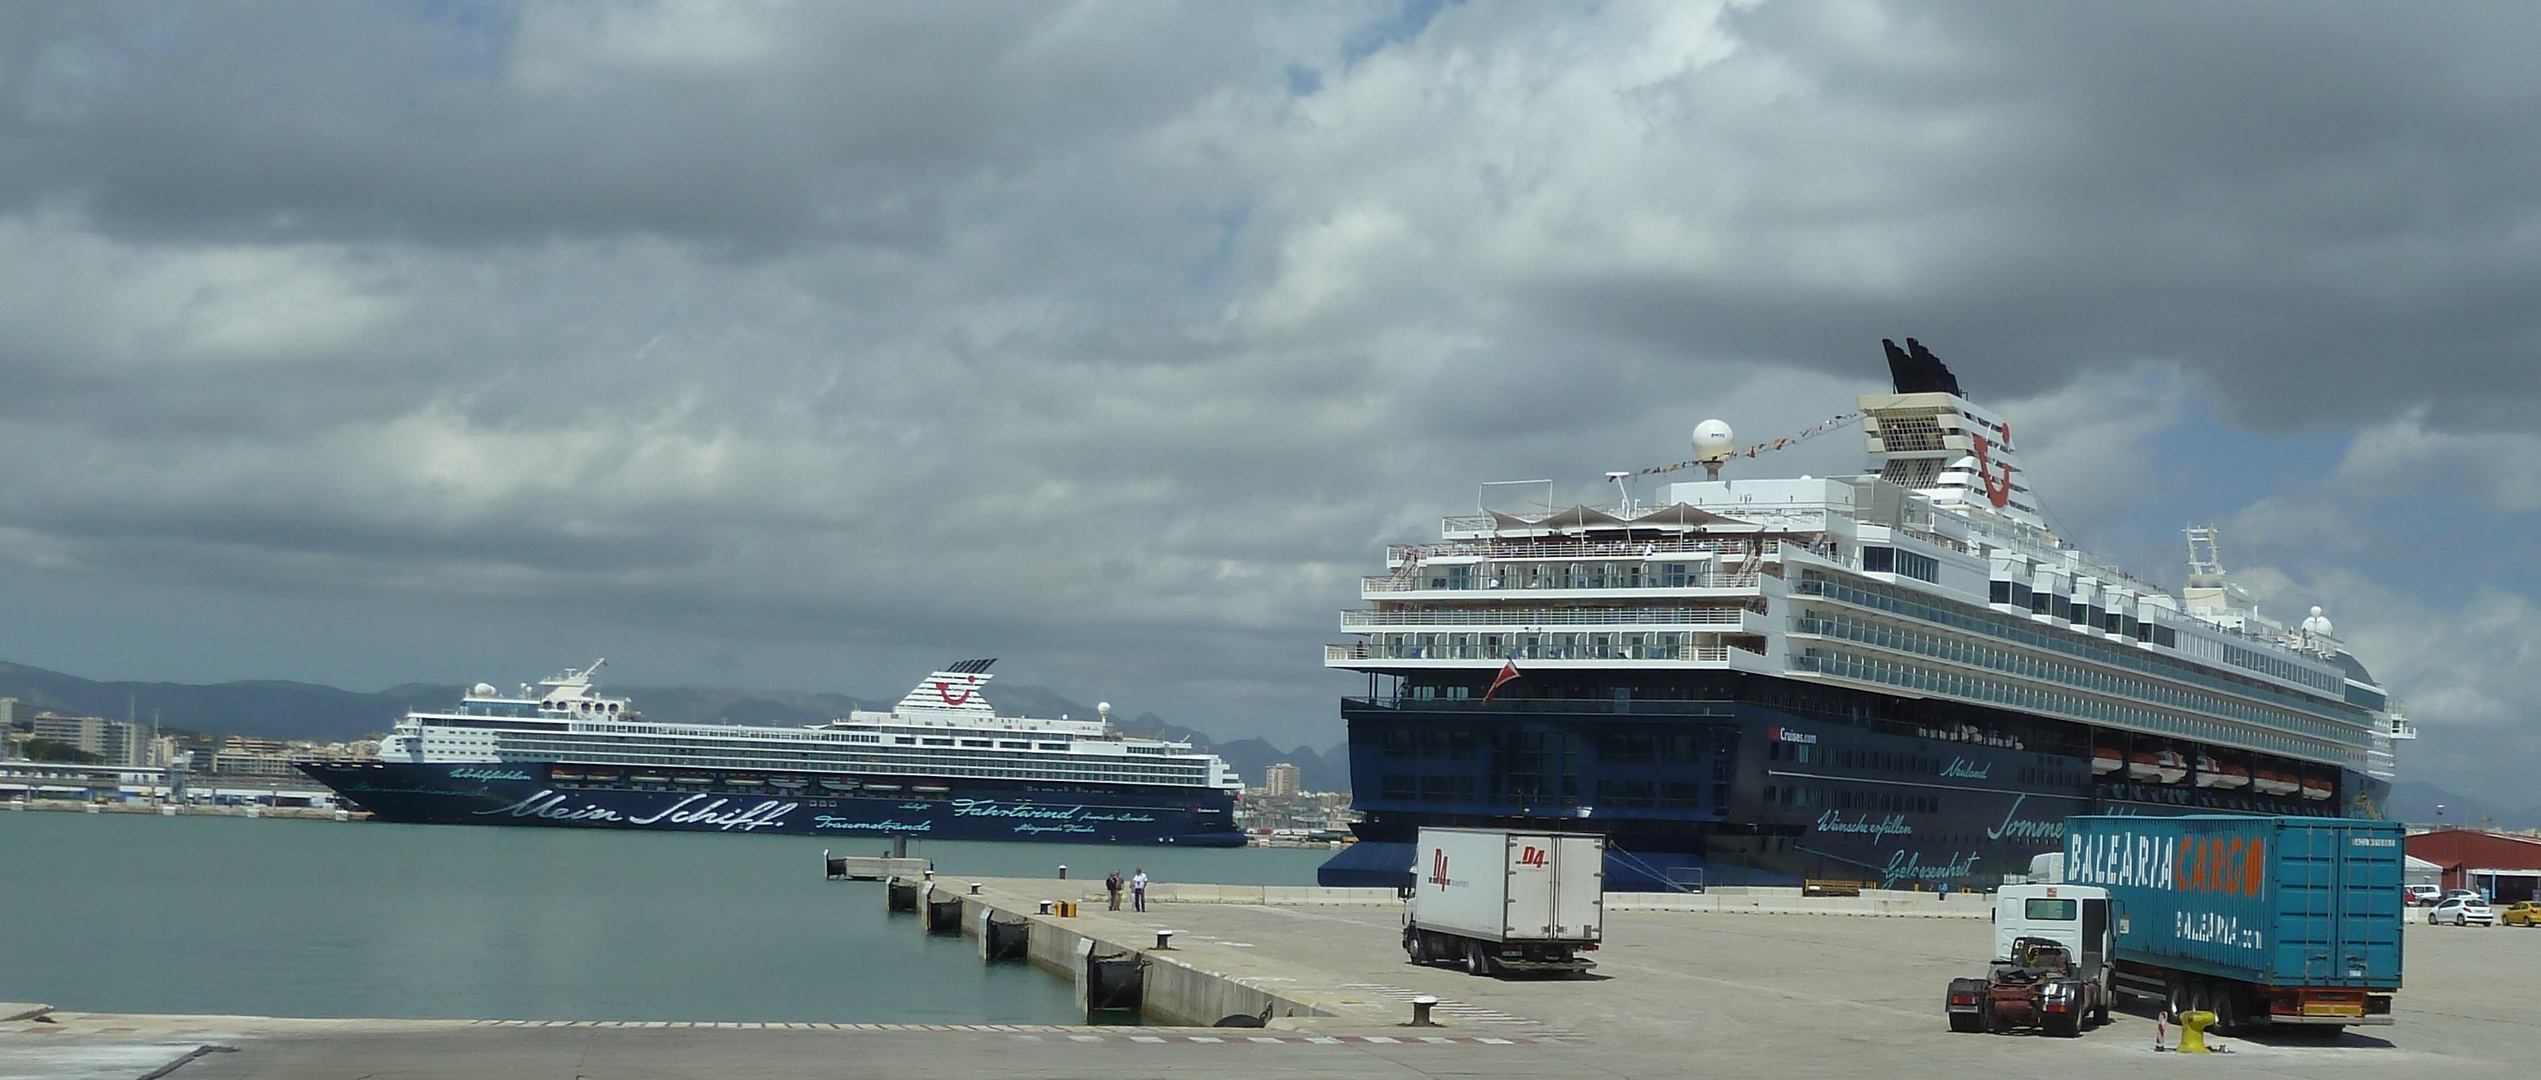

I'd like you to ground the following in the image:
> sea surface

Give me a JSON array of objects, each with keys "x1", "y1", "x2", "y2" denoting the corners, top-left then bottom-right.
[{"x1": 0, "y1": 812, "x2": 1330, "y2": 1022}]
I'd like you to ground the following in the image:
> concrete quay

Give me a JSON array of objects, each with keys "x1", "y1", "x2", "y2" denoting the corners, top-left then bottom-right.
[{"x1": 7, "y1": 887, "x2": 2536, "y2": 1080}]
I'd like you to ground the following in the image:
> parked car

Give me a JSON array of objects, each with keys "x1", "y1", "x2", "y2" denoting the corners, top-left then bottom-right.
[
  {"x1": 2428, "y1": 896, "x2": 2496, "y2": 926},
  {"x1": 2404, "y1": 885, "x2": 2443, "y2": 906},
  {"x1": 2502, "y1": 901, "x2": 2541, "y2": 927}
]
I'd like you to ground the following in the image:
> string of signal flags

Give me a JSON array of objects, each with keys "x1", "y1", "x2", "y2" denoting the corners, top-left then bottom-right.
[{"x1": 1635, "y1": 411, "x2": 1866, "y2": 477}]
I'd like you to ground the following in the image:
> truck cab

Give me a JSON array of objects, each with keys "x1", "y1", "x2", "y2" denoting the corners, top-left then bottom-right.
[
  {"x1": 1995, "y1": 884, "x2": 2114, "y2": 1021},
  {"x1": 1994, "y1": 883, "x2": 2113, "y2": 969}
]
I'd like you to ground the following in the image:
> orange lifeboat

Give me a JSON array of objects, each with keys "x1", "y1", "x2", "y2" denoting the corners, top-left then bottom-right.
[
  {"x1": 2253, "y1": 769, "x2": 2300, "y2": 797},
  {"x1": 2154, "y1": 750, "x2": 2190, "y2": 784},
  {"x1": 2299, "y1": 775, "x2": 2334, "y2": 801},
  {"x1": 2091, "y1": 747, "x2": 2124, "y2": 775}
]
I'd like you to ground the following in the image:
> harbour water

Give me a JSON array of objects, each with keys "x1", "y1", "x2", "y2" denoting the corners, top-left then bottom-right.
[{"x1": 0, "y1": 812, "x2": 1330, "y2": 1022}]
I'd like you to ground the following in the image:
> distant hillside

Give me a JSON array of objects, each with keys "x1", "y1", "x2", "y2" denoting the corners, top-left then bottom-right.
[
  {"x1": 0, "y1": 660, "x2": 440, "y2": 741},
  {"x1": 0, "y1": 659, "x2": 1351, "y2": 794}
]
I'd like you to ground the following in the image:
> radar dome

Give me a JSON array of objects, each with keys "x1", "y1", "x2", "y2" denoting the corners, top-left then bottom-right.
[
  {"x1": 1693, "y1": 419, "x2": 1735, "y2": 462},
  {"x1": 471, "y1": 682, "x2": 499, "y2": 697},
  {"x1": 2301, "y1": 606, "x2": 2334, "y2": 637}
]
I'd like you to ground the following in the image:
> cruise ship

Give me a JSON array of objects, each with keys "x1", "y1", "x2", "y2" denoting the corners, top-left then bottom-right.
[
  {"x1": 297, "y1": 660, "x2": 1247, "y2": 845},
  {"x1": 1319, "y1": 340, "x2": 2415, "y2": 890}
]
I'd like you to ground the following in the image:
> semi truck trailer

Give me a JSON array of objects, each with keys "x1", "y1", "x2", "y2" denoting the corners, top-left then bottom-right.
[{"x1": 2056, "y1": 815, "x2": 2404, "y2": 1032}]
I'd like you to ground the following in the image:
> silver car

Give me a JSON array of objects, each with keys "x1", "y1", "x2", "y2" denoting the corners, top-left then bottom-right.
[{"x1": 2428, "y1": 896, "x2": 2496, "y2": 926}]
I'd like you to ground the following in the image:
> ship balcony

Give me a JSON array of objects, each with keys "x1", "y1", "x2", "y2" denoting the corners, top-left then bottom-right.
[
  {"x1": 1340, "y1": 607, "x2": 1771, "y2": 635},
  {"x1": 1326, "y1": 640, "x2": 1738, "y2": 665}
]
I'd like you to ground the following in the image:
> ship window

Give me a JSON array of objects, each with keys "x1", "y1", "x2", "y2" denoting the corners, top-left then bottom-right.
[
  {"x1": 1989, "y1": 580, "x2": 2012, "y2": 605},
  {"x1": 922, "y1": 738, "x2": 952, "y2": 746},
  {"x1": 1861, "y1": 546, "x2": 1895, "y2": 574},
  {"x1": 1382, "y1": 727, "x2": 1416, "y2": 758},
  {"x1": 1381, "y1": 774, "x2": 1415, "y2": 800},
  {"x1": 1037, "y1": 742, "x2": 1068, "y2": 750}
]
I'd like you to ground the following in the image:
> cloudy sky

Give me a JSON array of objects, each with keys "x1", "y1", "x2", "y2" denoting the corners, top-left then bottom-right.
[{"x1": 3, "y1": 2, "x2": 2536, "y2": 809}]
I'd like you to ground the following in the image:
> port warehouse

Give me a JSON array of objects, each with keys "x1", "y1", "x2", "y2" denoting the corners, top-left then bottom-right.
[{"x1": 2408, "y1": 827, "x2": 2541, "y2": 903}]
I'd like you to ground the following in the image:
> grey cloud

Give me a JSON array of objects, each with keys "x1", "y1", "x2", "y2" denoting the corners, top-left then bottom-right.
[{"x1": 0, "y1": 2, "x2": 2536, "y2": 760}]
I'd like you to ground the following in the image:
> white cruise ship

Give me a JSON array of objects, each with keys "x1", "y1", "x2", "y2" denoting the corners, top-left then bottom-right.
[
  {"x1": 1319, "y1": 339, "x2": 2413, "y2": 889},
  {"x1": 299, "y1": 660, "x2": 1246, "y2": 845}
]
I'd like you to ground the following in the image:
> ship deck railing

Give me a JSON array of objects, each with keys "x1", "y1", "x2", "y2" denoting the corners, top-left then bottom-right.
[
  {"x1": 1340, "y1": 695, "x2": 1739, "y2": 716},
  {"x1": 1327, "y1": 642, "x2": 1733, "y2": 664},
  {"x1": 1341, "y1": 608, "x2": 1751, "y2": 628},
  {"x1": 1363, "y1": 571, "x2": 1764, "y2": 594},
  {"x1": 1396, "y1": 535, "x2": 1783, "y2": 563}
]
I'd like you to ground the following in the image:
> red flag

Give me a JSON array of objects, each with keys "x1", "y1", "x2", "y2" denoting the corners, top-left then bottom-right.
[{"x1": 1483, "y1": 657, "x2": 1521, "y2": 701}]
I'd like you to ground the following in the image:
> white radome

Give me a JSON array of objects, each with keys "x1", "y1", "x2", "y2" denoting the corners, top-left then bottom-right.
[{"x1": 1693, "y1": 419, "x2": 1735, "y2": 462}]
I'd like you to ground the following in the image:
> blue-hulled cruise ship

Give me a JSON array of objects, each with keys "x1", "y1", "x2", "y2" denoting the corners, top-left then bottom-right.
[
  {"x1": 298, "y1": 660, "x2": 1247, "y2": 845},
  {"x1": 1319, "y1": 341, "x2": 2415, "y2": 890}
]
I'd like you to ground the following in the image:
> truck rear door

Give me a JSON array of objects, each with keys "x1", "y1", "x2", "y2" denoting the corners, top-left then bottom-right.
[
  {"x1": 1553, "y1": 835, "x2": 1603, "y2": 939},
  {"x1": 1504, "y1": 835, "x2": 1555, "y2": 939}
]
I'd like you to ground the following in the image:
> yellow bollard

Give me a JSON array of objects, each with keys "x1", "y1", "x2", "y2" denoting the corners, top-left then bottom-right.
[{"x1": 2177, "y1": 1010, "x2": 2218, "y2": 1054}]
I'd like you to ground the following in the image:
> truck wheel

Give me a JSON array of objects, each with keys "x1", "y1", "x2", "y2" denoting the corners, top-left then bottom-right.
[
  {"x1": 1465, "y1": 939, "x2": 1496, "y2": 977},
  {"x1": 1404, "y1": 930, "x2": 1426, "y2": 964},
  {"x1": 2090, "y1": 988, "x2": 2111, "y2": 1028},
  {"x1": 2049, "y1": 1007, "x2": 2083, "y2": 1039}
]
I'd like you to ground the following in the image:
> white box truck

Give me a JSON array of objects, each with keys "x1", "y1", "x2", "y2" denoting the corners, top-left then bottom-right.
[{"x1": 1401, "y1": 827, "x2": 1603, "y2": 978}]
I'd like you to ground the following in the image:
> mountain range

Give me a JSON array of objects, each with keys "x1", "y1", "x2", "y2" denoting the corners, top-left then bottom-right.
[{"x1": 0, "y1": 660, "x2": 1350, "y2": 794}]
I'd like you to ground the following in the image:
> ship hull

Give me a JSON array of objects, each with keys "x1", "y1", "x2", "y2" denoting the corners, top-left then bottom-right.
[
  {"x1": 299, "y1": 761, "x2": 1245, "y2": 846},
  {"x1": 1318, "y1": 673, "x2": 2387, "y2": 889}
]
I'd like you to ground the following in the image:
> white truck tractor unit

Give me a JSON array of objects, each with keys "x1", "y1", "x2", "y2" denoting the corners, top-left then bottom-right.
[
  {"x1": 1400, "y1": 827, "x2": 1603, "y2": 978},
  {"x1": 1945, "y1": 883, "x2": 2115, "y2": 1036}
]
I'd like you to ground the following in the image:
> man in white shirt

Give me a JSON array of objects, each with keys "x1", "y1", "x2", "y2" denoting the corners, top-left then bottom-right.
[{"x1": 1131, "y1": 868, "x2": 1149, "y2": 912}]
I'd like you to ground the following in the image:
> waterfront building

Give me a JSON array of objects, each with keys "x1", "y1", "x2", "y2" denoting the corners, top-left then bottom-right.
[{"x1": 1262, "y1": 762, "x2": 1302, "y2": 797}]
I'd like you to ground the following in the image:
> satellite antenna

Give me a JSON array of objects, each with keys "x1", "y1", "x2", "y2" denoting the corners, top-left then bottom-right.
[{"x1": 1692, "y1": 419, "x2": 1735, "y2": 480}]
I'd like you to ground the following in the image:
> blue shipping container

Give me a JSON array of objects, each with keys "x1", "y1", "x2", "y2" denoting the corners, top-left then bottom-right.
[{"x1": 2063, "y1": 816, "x2": 2402, "y2": 990}]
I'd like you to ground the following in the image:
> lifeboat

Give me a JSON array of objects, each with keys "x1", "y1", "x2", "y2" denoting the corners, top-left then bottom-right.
[
  {"x1": 2154, "y1": 750, "x2": 2189, "y2": 784},
  {"x1": 2201, "y1": 758, "x2": 2250, "y2": 789},
  {"x1": 583, "y1": 769, "x2": 622, "y2": 783},
  {"x1": 2253, "y1": 769, "x2": 2300, "y2": 797},
  {"x1": 548, "y1": 770, "x2": 583, "y2": 783},
  {"x1": 816, "y1": 777, "x2": 858, "y2": 792},
  {"x1": 911, "y1": 785, "x2": 952, "y2": 796},
  {"x1": 630, "y1": 771, "x2": 669, "y2": 785},
  {"x1": 672, "y1": 774, "x2": 713, "y2": 786},
  {"x1": 2300, "y1": 776, "x2": 2334, "y2": 801},
  {"x1": 2091, "y1": 747, "x2": 2124, "y2": 775},
  {"x1": 768, "y1": 776, "x2": 808, "y2": 790},
  {"x1": 723, "y1": 775, "x2": 764, "y2": 787}
]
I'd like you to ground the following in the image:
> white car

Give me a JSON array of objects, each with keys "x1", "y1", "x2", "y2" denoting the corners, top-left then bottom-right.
[
  {"x1": 2403, "y1": 885, "x2": 2443, "y2": 906},
  {"x1": 2428, "y1": 896, "x2": 2496, "y2": 926}
]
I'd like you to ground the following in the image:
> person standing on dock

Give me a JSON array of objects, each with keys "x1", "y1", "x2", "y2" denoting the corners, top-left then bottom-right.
[
  {"x1": 1105, "y1": 869, "x2": 1125, "y2": 911},
  {"x1": 1131, "y1": 868, "x2": 1149, "y2": 913}
]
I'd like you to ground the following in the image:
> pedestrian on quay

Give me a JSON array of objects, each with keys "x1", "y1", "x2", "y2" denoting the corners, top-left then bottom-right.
[
  {"x1": 1131, "y1": 868, "x2": 1150, "y2": 913},
  {"x1": 1106, "y1": 869, "x2": 1125, "y2": 911}
]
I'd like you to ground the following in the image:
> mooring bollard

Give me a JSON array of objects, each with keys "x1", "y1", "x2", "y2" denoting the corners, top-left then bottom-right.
[
  {"x1": 1410, "y1": 996, "x2": 1439, "y2": 1026},
  {"x1": 970, "y1": 882, "x2": 983, "y2": 895},
  {"x1": 1154, "y1": 930, "x2": 1175, "y2": 950},
  {"x1": 1038, "y1": 900, "x2": 1053, "y2": 915},
  {"x1": 1058, "y1": 864, "x2": 1068, "y2": 880}
]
